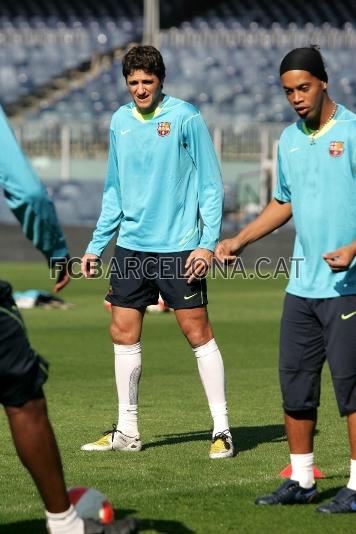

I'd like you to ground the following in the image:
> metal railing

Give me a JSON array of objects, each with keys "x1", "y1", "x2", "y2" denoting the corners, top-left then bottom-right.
[
  {"x1": 15, "y1": 121, "x2": 286, "y2": 163},
  {"x1": 160, "y1": 24, "x2": 356, "y2": 49}
]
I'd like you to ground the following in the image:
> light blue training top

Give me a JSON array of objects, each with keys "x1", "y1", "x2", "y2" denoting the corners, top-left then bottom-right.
[
  {"x1": 275, "y1": 104, "x2": 356, "y2": 298},
  {"x1": 0, "y1": 106, "x2": 68, "y2": 262},
  {"x1": 86, "y1": 95, "x2": 223, "y2": 255}
]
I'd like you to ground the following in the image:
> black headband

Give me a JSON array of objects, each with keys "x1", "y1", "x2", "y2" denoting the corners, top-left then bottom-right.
[{"x1": 280, "y1": 47, "x2": 328, "y2": 82}]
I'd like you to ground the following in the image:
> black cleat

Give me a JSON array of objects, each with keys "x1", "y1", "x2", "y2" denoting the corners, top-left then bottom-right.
[
  {"x1": 255, "y1": 479, "x2": 318, "y2": 505},
  {"x1": 316, "y1": 487, "x2": 356, "y2": 513}
]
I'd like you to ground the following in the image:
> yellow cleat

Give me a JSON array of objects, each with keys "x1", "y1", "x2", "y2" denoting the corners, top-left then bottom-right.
[
  {"x1": 81, "y1": 424, "x2": 142, "y2": 452},
  {"x1": 209, "y1": 430, "x2": 234, "y2": 459}
]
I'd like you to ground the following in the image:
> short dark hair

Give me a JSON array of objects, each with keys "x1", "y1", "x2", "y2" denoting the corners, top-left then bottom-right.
[{"x1": 122, "y1": 45, "x2": 166, "y2": 82}]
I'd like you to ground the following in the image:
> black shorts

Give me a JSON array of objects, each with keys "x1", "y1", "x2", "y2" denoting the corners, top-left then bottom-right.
[
  {"x1": 279, "y1": 292, "x2": 356, "y2": 416},
  {"x1": 105, "y1": 247, "x2": 208, "y2": 310},
  {"x1": 0, "y1": 281, "x2": 48, "y2": 407}
]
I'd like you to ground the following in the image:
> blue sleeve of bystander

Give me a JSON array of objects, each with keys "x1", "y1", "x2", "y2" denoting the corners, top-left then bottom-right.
[{"x1": 0, "y1": 106, "x2": 68, "y2": 263}]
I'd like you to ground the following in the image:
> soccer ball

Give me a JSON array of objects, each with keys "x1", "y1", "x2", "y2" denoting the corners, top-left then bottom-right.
[
  {"x1": 146, "y1": 294, "x2": 171, "y2": 313},
  {"x1": 103, "y1": 299, "x2": 112, "y2": 312},
  {"x1": 68, "y1": 487, "x2": 114, "y2": 524},
  {"x1": 104, "y1": 295, "x2": 171, "y2": 313}
]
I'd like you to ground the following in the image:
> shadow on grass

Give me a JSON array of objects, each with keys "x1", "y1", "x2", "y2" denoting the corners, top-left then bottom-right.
[
  {"x1": 0, "y1": 520, "x2": 47, "y2": 534},
  {"x1": 143, "y1": 424, "x2": 287, "y2": 454},
  {"x1": 317, "y1": 485, "x2": 344, "y2": 503},
  {"x1": 115, "y1": 509, "x2": 195, "y2": 533},
  {"x1": 137, "y1": 519, "x2": 195, "y2": 532},
  {"x1": 0, "y1": 510, "x2": 195, "y2": 534}
]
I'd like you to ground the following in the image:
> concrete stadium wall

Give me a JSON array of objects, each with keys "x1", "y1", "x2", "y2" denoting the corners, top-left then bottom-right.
[{"x1": 0, "y1": 223, "x2": 295, "y2": 268}]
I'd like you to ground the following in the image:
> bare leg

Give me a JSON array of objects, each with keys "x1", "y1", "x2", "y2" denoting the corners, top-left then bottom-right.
[
  {"x1": 5, "y1": 397, "x2": 69, "y2": 513},
  {"x1": 110, "y1": 306, "x2": 145, "y2": 345},
  {"x1": 347, "y1": 412, "x2": 356, "y2": 459},
  {"x1": 255, "y1": 408, "x2": 319, "y2": 504},
  {"x1": 175, "y1": 306, "x2": 213, "y2": 347},
  {"x1": 284, "y1": 409, "x2": 317, "y2": 454}
]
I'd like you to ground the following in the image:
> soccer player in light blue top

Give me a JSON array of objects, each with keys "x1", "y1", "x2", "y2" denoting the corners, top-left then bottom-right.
[
  {"x1": 216, "y1": 46, "x2": 356, "y2": 511},
  {"x1": 81, "y1": 46, "x2": 233, "y2": 459},
  {"x1": 275, "y1": 102, "x2": 356, "y2": 299}
]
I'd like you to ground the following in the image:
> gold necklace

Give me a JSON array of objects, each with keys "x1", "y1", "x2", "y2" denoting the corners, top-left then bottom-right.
[{"x1": 306, "y1": 101, "x2": 337, "y2": 144}]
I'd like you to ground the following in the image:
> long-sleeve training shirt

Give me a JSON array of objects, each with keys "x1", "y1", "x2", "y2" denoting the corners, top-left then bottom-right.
[{"x1": 87, "y1": 95, "x2": 224, "y2": 256}]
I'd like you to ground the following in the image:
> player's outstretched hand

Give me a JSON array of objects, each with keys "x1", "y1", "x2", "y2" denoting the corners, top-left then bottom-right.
[
  {"x1": 215, "y1": 238, "x2": 242, "y2": 263},
  {"x1": 81, "y1": 253, "x2": 101, "y2": 278},
  {"x1": 185, "y1": 248, "x2": 213, "y2": 284},
  {"x1": 323, "y1": 243, "x2": 356, "y2": 272},
  {"x1": 52, "y1": 255, "x2": 71, "y2": 293}
]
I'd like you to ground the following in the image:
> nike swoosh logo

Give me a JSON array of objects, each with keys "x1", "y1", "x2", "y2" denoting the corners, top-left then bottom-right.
[
  {"x1": 184, "y1": 293, "x2": 198, "y2": 300},
  {"x1": 289, "y1": 147, "x2": 300, "y2": 153},
  {"x1": 121, "y1": 129, "x2": 131, "y2": 135},
  {"x1": 341, "y1": 311, "x2": 356, "y2": 320}
]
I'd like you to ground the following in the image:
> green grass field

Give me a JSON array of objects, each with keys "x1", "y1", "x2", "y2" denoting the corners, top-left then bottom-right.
[{"x1": 0, "y1": 262, "x2": 354, "y2": 533}]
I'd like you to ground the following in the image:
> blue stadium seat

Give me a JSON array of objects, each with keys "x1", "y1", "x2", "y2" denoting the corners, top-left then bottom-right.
[{"x1": 1, "y1": 0, "x2": 355, "y2": 125}]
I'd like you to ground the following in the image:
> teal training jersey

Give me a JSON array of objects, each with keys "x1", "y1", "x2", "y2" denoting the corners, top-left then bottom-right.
[
  {"x1": 86, "y1": 95, "x2": 223, "y2": 255},
  {"x1": 275, "y1": 104, "x2": 356, "y2": 298},
  {"x1": 0, "y1": 107, "x2": 68, "y2": 262}
]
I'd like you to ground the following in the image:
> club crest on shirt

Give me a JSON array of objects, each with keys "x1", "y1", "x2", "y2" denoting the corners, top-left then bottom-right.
[
  {"x1": 329, "y1": 141, "x2": 344, "y2": 157},
  {"x1": 157, "y1": 122, "x2": 171, "y2": 137}
]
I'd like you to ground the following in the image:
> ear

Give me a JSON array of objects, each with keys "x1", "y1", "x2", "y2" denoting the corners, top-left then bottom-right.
[{"x1": 322, "y1": 82, "x2": 327, "y2": 90}]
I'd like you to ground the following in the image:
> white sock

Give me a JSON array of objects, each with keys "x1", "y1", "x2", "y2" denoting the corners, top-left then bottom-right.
[
  {"x1": 290, "y1": 453, "x2": 314, "y2": 489},
  {"x1": 46, "y1": 505, "x2": 84, "y2": 534},
  {"x1": 114, "y1": 342, "x2": 142, "y2": 437},
  {"x1": 193, "y1": 338, "x2": 229, "y2": 436},
  {"x1": 347, "y1": 459, "x2": 356, "y2": 490}
]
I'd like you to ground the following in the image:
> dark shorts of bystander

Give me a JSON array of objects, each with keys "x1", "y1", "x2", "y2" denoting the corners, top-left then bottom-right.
[
  {"x1": 280, "y1": 292, "x2": 356, "y2": 416},
  {"x1": 106, "y1": 246, "x2": 208, "y2": 310},
  {"x1": 0, "y1": 281, "x2": 47, "y2": 407}
]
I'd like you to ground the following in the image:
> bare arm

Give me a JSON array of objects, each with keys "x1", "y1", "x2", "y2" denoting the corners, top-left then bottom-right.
[{"x1": 215, "y1": 199, "x2": 292, "y2": 261}]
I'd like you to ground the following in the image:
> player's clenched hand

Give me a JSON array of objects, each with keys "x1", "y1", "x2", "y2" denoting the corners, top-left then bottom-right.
[
  {"x1": 81, "y1": 253, "x2": 101, "y2": 278},
  {"x1": 185, "y1": 248, "x2": 213, "y2": 284},
  {"x1": 52, "y1": 255, "x2": 71, "y2": 292},
  {"x1": 215, "y1": 238, "x2": 243, "y2": 263},
  {"x1": 323, "y1": 243, "x2": 356, "y2": 272}
]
